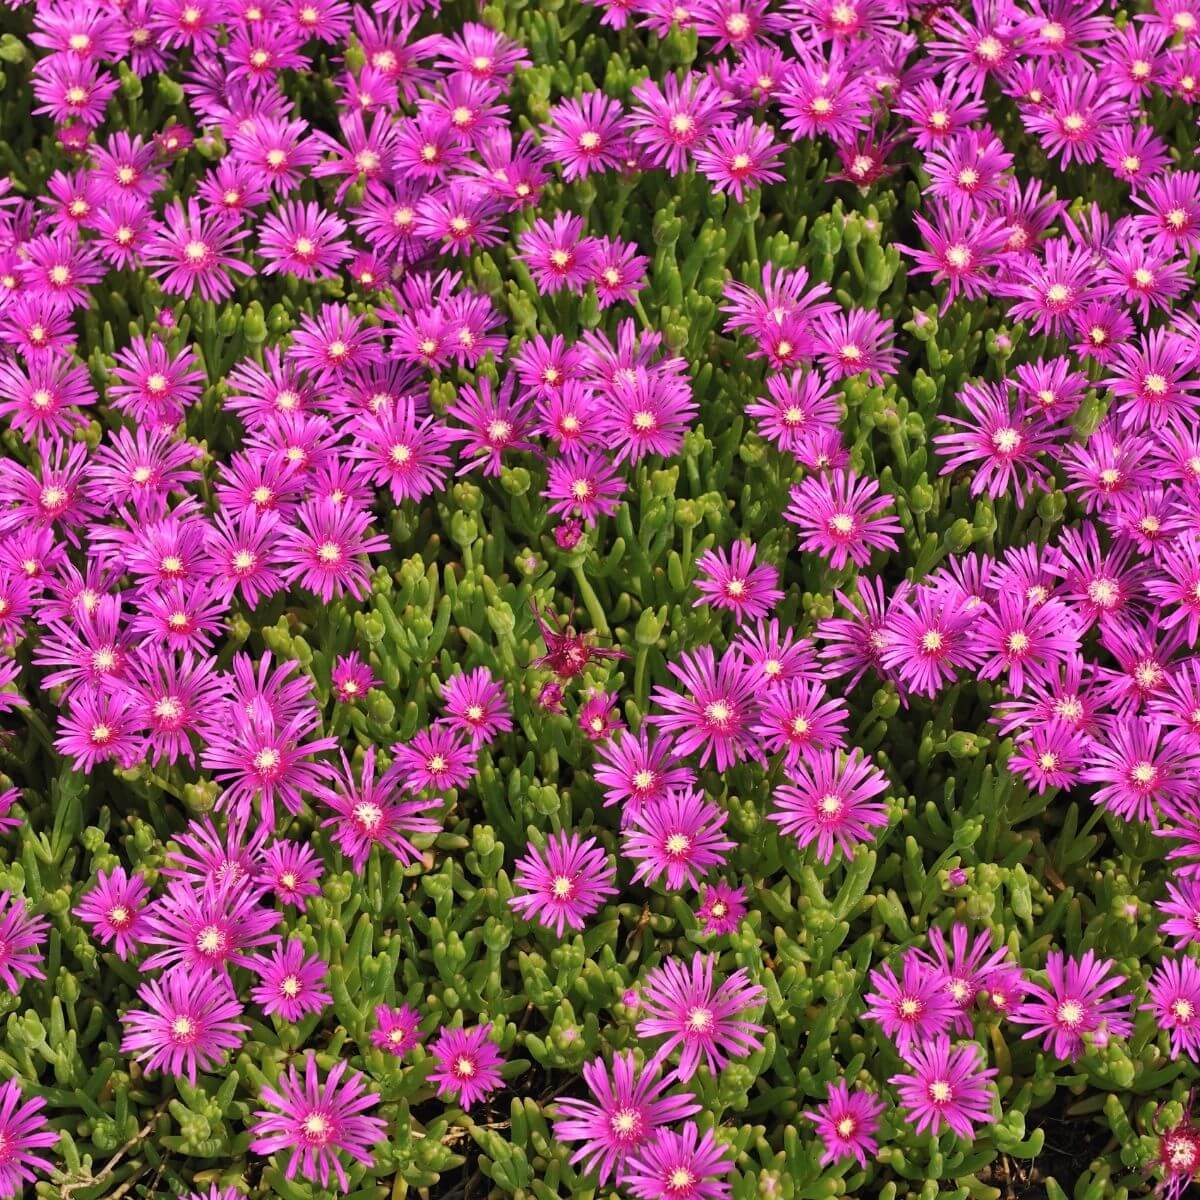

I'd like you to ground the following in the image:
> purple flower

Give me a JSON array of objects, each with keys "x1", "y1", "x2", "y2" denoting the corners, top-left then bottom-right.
[
  {"x1": 863, "y1": 950, "x2": 957, "y2": 1050},
  {"x1": 120, "y1": 967, "x2": 248, "y2": 1085},
  {"x1": 0, "y1": 893, "x2": 47, "y2": 994},
  {"x1": 251, "y1": 1056, "x2": 387, "y2": 1192},
  {"x1": 635, "y1": 951, "x2": 765, "y2": 1081},
  {"x1": 429, "y1": 1024, "x2": 506, "y2": 1109},
  {"x1": 315, "y1": 747, "x2": 440, "y2": 872},
  {"x1": 770, "y1": 749, "x2": 889, "y2": 863},
  {"x1": 693, "y1": 542, "x2": 782, "y2": 621},
  {"x1": 785, "y1": 470, "x2": 902, "y2": 570},
  {"x1": 694, "y1": 882, "x2": 748, "y2": 936},
  {"x1": 509, "y1": 831, "x2": 618, "y2": 937},
  {"x1": 73, "y1": 866, "x2": 150, "y2": 960},
  {"x1": 593, "y1": 730, "x2": 696, "y2": 823},
  {"x1": 371, "y1": 1004, "x2": 424, "y2": 1058},
  {"x1": 649, "y1": 647, "x2": 763, "y2": 771},
  {"x1": 1144, "y1": 958, "x2": 1200, "y2": 1061},
  {"x1": 141, "y1": 877, "x2": 280, "y2": 975},
  {"x1": 553, "y1": 1050, "x2": 700, "y2": 1186},
  {"x1": 802, "y1": 1080, "x2": 885, "y2": 1168},
  {"x1": 624, "y1": 790, "x2": 735, "y2": 891},
  {"x1": 1011, "y1": 950, "x2": 1133, "y2": 1060},
  {"x1": 622, "y1": 1122, "x2": 733, "y2": 1200},
  {"x1": 0, "y1": 1078, "x2": 59, "y2": 1196},
  {"x1": 889, "y1": 1036, "x2": 997, "y2": 1139},
  {"x1": 250, "y1": 939, "x2": 332, "y2": 1023}
]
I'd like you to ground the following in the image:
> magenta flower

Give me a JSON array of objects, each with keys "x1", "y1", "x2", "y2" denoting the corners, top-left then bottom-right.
[
  {"x1": 121, "y1": 967, "x2": 248, "y2": 1085},
  {"x1": 143, "y1": 200, "x2": 254, "y2": 302},
  {"x1": 261, "y1": 841, "x2": 323, "y2": 907},
  {"x1": 693, "y1": 118, "x2": 785, "y2": 201},
  {"x1": 259, "y1": 200, "x2": 352, "y2": 279},
  {"x1": 635, "y1": 952, "x2": 765, "y2": 1081},
  {"x1": 554, "y1": 1050, "x2": 700, "y2": 1186},
  {"x1": 880, "y1": 585, "x2": 983, "y2": 698},
  {"x1": 73, "y1": 867, "x2": 150, "y2": 960},
  {"x1": 277, "y1": 500, "x2": 388, "y2": 602},
  {"x1": 622, "y1": 1122, "x2": 733, "y2": 1200},
  {"x1": 934, "y1": 380, "x2": 1056, "y2": 503},
  {"x1": 802, "y1": 1080, "x2": 885, "y2": 1168},
  {"x1": 141, "y1": 877, "x2": 280, "y2": 975},
  {"x1": 429, "y1": 1024, "x2": 506, "y2": 1109},
  {"x1": 509, "y1": 831, "x2": 617, "y2": 937},
  {"x1": 541, "y1": 446, "x2": 622, "y2": 523},
  {"x1": 251, "y1": 1056, "x2": 387, "y2": 1192},
  {"x1": 1011, "y1": 950, "x2": 1133, "y2": 1060},
  {"x1": 649, "y1": 646, "x2": 763, "y2": 771},
  {"x1": 315, "y1": 747, "x2": 440, "y2": 872},
  {"x1": 918, "y1": 924, "x2": 1018, "y2": 1035},
  {"x1": 752, "y1": 678, "x2": 849, "y2": 765},
  {"x1": 813, "y1": 309, "x2": 899, "y2": 386},
  {"x1": 1144, "y1": 958, "x2": 1200, "y2": 1061},
  {"x1": 770, "y1": 748, "x2": 889, "y2": 863},
  {"x1": 628, "y1": 71, "x2": 727, "y2": 176},
  {"x1": 371, "y1": 1004, "x2": 424, "y2": 1058},
  {"x1": 439, "y1": 667, "x2": 511, "y2": 745},
  {"x1": 250, "y1": 939, "x2": 332, "y2": 1023},
  {"x1": 974, "y1": 594, "x2": 1080, "y2": 695},
  {"x1": 624, "y1": 790, "x2": 734, "y2": 892},
  {"x1": 0, "y1": 1079, "x2": 60, "y2": 1196},
  {"x1": 863, "y1": 950, "x2": 957, "y2": 1050},
  {"x1": 446, "y1": 377, "x2": 536, "y2": 477},
  {"x1": 693, "y1": 542, "x2": 782, "y2": 621},
  {"x1": 745, "y1": 370, "x2": 840, "y2": 458},
  {"x1": 330, "y1": 652, "x2": 378, "y2": 705},
  {"x1": 1081, "y1": 718, "x2": 1196, "y2": 826},
  {"x1": 1158, "y1": 879, "x2": 1200, "y2": 949},
  {"x1": 345, "y1": 398, "x2": 454, "y2": 504},
  {"x1": 889, "y1": 1036, "x2": 997, "y2": 1139},
  {"x1": 0, "y1": 893, "x2": 47, "y2": 994},
  {"x1": 593, "y1": 730, "x2": 696, "y2": 823},
  {"x1": 694, "y1": 882, "x2": 748, "y2": 936},
  {"x1": 785, "y1": 470, "x2": 902, "y2": 570},
  {"x1": 390, "y1": 725, "x2": 476, "y2": 794},
  {"x1": 542, "y1": 92, "x2": 631, "y2": 180},
  {"x1": 519, "y1": 213, "x2": 599, "y2": 293}
]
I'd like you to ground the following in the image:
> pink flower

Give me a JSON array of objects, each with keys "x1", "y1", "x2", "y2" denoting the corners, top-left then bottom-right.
[
  {"x1": 509, "y1": 831, "x2": 617, "y2": 936},
  {"x1": 73, "y1": 866, "x2": 150, "y2": 959},
  {"x1": 889, "y1": 1036, "x2": 997, "y2": 1139},
  {"x1": 863, "y1": 950, "x2": 957, "y2": 1050},
  {"x1": 371, "y1": 1004, "x2": 424, "y2": 1058},
  {"x1": 635, "y1": 951, "x2": 765, "y2": 1081},
  {"x1": 770, "y1": 748, "x2": 889, "y2": 862},
  {"x1": 251, "y1": 1056, "x2": 387, "y2": 1191},
  {"x1": 623, "y1": 790, "x2": 734, "y2": 891},
  {"x1": 1011, "y1": 949, "x2": 1133, "y2": 1060},
  {"x1": 694, "y1": 542, "x2": 782, "y2": 621},
  {"x1": 554, "y1": 1050, "x2": 700, "y2": 1186},
  {"x1": 785, "y1": 470, "x2": 902, "y2": 570},
  {"x1": 429, "y1": 1024, "x2": 506, "y2": 1109},
  {"x1": 250, "y1": 939, "x2": 332, "y2": 1023},
  {"x1": 121, "y1": 967, "x2": 248, "y2": 1085},
  {"x1": 802, "y1": 1081, "x2": 885, "y2": 1168}
]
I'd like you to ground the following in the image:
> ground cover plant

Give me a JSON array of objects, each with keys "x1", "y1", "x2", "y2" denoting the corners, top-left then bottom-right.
[{"x1": 0, "y1": 0, "x2": 1197, "y2": 1196}]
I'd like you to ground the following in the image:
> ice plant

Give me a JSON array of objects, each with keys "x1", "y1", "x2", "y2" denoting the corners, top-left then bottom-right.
[
  {"x1": 634, "y1": 951, "x2": 766, "y2": 1081},
  {"x1": 429, "y1": 1024, "x2": 506, "y2": 1109},
  {"x1": 553, "y1": 1051, "x2": 700, "y2": 1186},
  {"x1": 250, "y1": 1056, "x2": 387, "y2": 1192}
]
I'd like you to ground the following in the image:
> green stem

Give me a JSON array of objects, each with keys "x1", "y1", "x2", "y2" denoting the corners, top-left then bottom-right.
[{"x1": 572, "y1": 565, "x2": 609, "y2": 637}]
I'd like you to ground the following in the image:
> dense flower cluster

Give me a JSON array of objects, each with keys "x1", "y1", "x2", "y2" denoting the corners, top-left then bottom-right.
[{"x1": 0, "y1": 0, "x2": 1197, "y2": 1191}]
